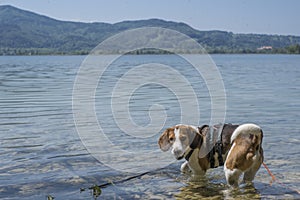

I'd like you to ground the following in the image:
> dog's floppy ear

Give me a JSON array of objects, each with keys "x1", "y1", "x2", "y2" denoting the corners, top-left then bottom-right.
[
  {"x1": 158, "y1": 127, "x2": 175, "y2": 151},
  {"x1": 198, "y1": 125, "x2": 209, "y2": 137}
]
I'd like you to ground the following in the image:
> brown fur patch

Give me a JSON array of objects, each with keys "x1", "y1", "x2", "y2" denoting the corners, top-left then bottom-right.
[
  {"x1": 225, "y1": 133, "x2": 262, "y2": 171},
  {"x1": 158, "y1": 127, "x2": 175, "y2": 151},
  {"x1": 198, "y1": 156, "x2": 210, "y2": 172}
]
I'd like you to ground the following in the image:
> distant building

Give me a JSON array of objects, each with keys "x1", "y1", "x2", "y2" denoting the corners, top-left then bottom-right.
[{"x1": 257, "y1": 46, "x2": 273, "y2": 50}]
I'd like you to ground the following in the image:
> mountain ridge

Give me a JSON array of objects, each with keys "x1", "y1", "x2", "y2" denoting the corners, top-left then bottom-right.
[{"x1": 1, "y1": 5, "x2": 300, "y2": 55}]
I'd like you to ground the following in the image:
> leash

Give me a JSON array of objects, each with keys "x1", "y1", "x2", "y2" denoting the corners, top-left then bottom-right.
[
  {"x1": 262, "y1": 162, "x2": 276, "y2": 184},
  {"x1": 262, "y1": 162, "x2": 300, "y2": 195},
  {"x1": 79, "y1": 171, "x2": 151, "y2": 198}
]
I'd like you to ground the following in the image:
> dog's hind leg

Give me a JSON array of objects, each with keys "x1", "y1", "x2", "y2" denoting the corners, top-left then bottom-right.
[
  {"x1": 242, "y1": 158, "x2": 262, "y2": 183},
  {"x1": 242, "y1": 164, "x2": 260, "y2": 183},
  {"x1": 243, "y1": 147, "x2": 264, "y2": 183}
]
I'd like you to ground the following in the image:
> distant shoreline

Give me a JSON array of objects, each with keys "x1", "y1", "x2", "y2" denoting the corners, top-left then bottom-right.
[
  {"x1": 1, "y1": 45, "x2": 300, "y2": 56},
  {"x1": 1, "y1": 52, "x2": 299, "y2": 56},
  {"x1": 1, "y1": 6, "x2": 300, "y2": 56}
]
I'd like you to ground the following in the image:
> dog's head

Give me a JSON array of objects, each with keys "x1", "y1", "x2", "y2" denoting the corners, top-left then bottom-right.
[{"x1": 158, "y1": 124, "x2": 204, "y2": 160}]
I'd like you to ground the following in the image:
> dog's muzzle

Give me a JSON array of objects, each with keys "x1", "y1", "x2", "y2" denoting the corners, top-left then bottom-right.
[{"x1": 173, "y1": 149, "x2": 185, "y2": 160}]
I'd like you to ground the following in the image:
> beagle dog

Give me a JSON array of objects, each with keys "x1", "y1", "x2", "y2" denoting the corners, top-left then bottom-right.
[{"x1": 158, "y1": 123, "x2": 264, "y2": 187}]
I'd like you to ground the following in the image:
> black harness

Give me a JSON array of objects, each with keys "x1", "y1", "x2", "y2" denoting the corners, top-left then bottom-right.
[
  {"x1": 207, "y1": 140, "x2": 224, "y2": 168},
  {"x1": 185, "y1": 125, "x2": 225, "y2": 168},
  {"x1": 184, "y1": 131, "x2": 202, "y2": 161}
]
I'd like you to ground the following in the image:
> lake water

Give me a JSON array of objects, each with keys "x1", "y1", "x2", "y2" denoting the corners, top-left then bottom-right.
[{"x1": 0, "y1": 54, "x2": 299, "y2": 199}]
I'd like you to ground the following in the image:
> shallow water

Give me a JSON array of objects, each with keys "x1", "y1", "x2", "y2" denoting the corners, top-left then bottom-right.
[{"x1": 0, "y1": 55, "x2": 299, "y2": 199}]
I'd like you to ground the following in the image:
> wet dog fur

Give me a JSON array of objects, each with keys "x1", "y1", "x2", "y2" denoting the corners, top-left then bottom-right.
[{"x1": 158, "y1": 123, "x2": 264, "y2": 187}]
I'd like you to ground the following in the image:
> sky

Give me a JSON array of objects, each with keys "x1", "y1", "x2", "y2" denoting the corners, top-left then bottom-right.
[{"x1": 0, "y1": 0, "x2": 299, "y2": 36}]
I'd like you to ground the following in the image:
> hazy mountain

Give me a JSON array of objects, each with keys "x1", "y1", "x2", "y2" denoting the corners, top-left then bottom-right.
[{"x1": 0, "y1": 5, "x2": 299, "y2": 55}]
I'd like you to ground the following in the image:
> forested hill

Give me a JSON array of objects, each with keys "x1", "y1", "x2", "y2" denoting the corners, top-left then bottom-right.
[{"x1": 1, "y1": 5, "x2": 300, "y2": 55}]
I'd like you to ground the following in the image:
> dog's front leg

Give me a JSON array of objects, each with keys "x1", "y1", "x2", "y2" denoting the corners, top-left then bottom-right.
[
  {"x1": 224, "y1": 167, "x2": 242, "y2": 187},
  {"x1": 180, "y1": 161, "x2": 191, "y2": 173}
]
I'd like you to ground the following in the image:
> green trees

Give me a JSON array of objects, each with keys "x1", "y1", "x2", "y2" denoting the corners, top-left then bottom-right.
[
  {"x1": 286, "y1": 44, "x2": 300, "y2": 54},
  {"x1": 1, "y1": 6, "x2": 300, "y2": 55}
]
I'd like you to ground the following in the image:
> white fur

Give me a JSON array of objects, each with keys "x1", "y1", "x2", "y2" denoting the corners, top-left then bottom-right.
[
  {"x1": 224, "y1": 142, "x2": 241, "y2": 186},
  {"x1": 224, "y1": 166, "x2": 242, "y2": 187},
  {"x1": 230, "y1": 123, "x2": 261, "y2": 143},
  {"x1": 180, "y1": 161, "x2": 190, "y2": 173},
  {"x1": 171, "y1": 126, "x2": 184, "y2": 158}
]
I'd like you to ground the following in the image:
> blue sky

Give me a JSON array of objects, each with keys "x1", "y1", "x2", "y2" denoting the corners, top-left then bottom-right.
[{"x1": 1, "y1": 0, "x2": 299, "y2": 36}]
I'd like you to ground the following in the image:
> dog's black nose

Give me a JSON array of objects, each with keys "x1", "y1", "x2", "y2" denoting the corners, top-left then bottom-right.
[
  {"x1": 174, "y1": 150, "x2": 184, "y2": 160},
  {"x1": 177, "y1": 155, "x2": 184, "y2": 160}
]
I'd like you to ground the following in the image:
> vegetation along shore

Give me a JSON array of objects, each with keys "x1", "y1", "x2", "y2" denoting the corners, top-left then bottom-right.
[{"x1": 0, "y1": 5, "x2": 299, "y2": 55}]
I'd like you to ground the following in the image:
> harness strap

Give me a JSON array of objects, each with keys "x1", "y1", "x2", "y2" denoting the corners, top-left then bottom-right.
[
  {"x1": 190, "y1": 133, "x2": 202, "y2": 149},
  {"x1": 185, "y1": 131, "x2": 202, "y2": 161},
  {"x1": 216, "y1": 141, "x2": 224, "y2": 166},
  {"x1": 208, "y1": 147, "x2": 215, "y2": 168},
  {"x1": 209, "y1": 123, "x2": 225, "y2": 168},
  {"x1": 185, "y1": 125, "x2": 224, "y2": 167},
  {"x1": 208, "y1": 141, "x2": 224, "y2": 168},
  {"x1": 185, "y1": 149, "x2": 194, "y2": 161}
]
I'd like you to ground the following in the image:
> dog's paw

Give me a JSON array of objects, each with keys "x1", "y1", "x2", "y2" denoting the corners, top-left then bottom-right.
[{"x1": 180, "y1": 161, "x2": 191, "y2": 173}]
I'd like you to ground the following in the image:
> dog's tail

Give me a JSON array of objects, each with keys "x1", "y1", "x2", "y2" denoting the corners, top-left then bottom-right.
[{"x1": 231, "y1": 123, "x2": 263, "y2": 145}]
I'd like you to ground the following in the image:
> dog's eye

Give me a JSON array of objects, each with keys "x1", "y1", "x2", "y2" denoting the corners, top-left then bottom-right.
[
  {"x1": 169, "y1": 137, "x2": 175, "y2": 142},
  {"x1": 180, "y1": 136, "x2": 187, "y2": 141}
]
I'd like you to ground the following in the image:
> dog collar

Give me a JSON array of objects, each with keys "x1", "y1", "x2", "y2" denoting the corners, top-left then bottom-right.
[
  {"x1": 184, "y1": 148, "x2": 194, "y2": 161},
  {"x1": 185, "y1": 132, "x2": 203, "y2": 161},
  {"x1": 189, "y1": 132, "x2": 202, "y2": 149}
]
